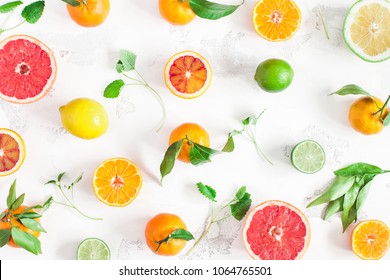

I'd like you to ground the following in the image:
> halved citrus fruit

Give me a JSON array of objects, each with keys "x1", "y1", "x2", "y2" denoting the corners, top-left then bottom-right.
[
  {"x1": 252, "y1": 0, "x2": 302, "y2": 42},
  {"x1": 243, "y1": 200, "x2": 311, "y2": 260},
  {"x1": 352, "y1": 220, "x2": 390, "y2": 260},
  {"x1": 164, "y1": 51, "x2": 212, "y2": 99},
  {"x1": 0, "y1": 35, "x2": 57, "y2": 103},
  {"x1": 93, "y1": 158, "x2": 142, "y2": 207},
  {"x1": 343, "y1": 0, "x2": 390, "y2": 62},
  {"x1": 0, "y1": 128, "x2": 25, "y2": 176}
]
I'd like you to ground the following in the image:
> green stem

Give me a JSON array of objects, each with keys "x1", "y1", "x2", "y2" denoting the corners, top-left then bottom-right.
[
  {"x1": 0, "y1": 20, "x2": 25, "y2": 35},
  {"x1": 372, "y1": 95, "x2": 390, "y2": 120},
  {"x1": 185, "y1": 218, "x2": 213, "y2": 257},
  {"x1": 318, "y1": 8, "x2": 330, "y2": 40},
  {"x1": 244, "y1": 125, "x2": 273, "y2": 165}
]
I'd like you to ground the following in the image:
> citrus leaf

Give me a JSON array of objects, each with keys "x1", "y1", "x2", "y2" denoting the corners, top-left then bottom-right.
[
  {"x1": 334, "y1": 162, "x2": 382, "y2": 176},
  {"x1": 6, "y1": 179, "x2": 17, "y2": 209},
  {"x1": 160, "y1": 139, "x2": 183, "y2": 183},
  {"x1": 20, "y1": 218, "x2": 46, "y2": 233},
  {"x1": 15, "y1": 212, "x2": 41, "y2": 219},
  {"x1": 330, "y1": 84, "x2": 371, "y2": 97},
  {"x1": 40, "y1": 196, "x2": 53, "y2": 214},
  {"x1": 356, "y1": 182, "x2": 372, "y2": 214},
  {"x1": 0, "y1": 229, "x2": 11, "y2": 247},
  {"x1": 10, "y1": 193, "x2": 25, "y2": 211},
  {"x1": 0, "y1": 1, "x2": 23, "y2": 13},
  {"x1": 189, "y1": 0, "x2": 243, "y2": 20},
  {"x1": 169, "y1": 229, "x2": 194, "y2": 241},
  {"x1": 118, "y1": 50, "x2": 136, "y2": 72},
  {"x1": 23, "y1": 205, "x2": 42, "y2": 213},
  {"x1": 196, "y1": 182, "x2": 217, "y2": 202},
  {"x1": 342, "y1": 182, "x2": 359, "y2": 214},
  {"x1": 61, "y1": 0, "x2": 80, "y2": 7},
  {"x1": 190, "y1": 143, "x2": 221, "y2": 166},
  {"x1": 0, "y1": 211, "x2": 5, "y2": 220},
  {"x1": 324, "y1": 196, "x2": 344, "y2": 220},
  {"x1": 104, "y1": 79, "x2": 125, "y2": 98},
  {"x1": 222, "y1": 134, "x2": 235, "y2": 153},
  {"x1": 11, "y1": 227, "x2": 41, "y2": 255},
  {"x1": 235, "y1": 186, "x2": 246, "y2": 200},
  {"x1": 307, "y1": 176, "x2": 355, "y2": 207},
  {"x1": 21, "y1": 0, "x2": 45, "y2": 24},
  {"x1": 230, "y1": 192, "x2": 251, "y2": 221},
  {"x1": 383, "y1": 114, "x2": 390, "y2": 127},
  {"x1": 342, "y1": 203, "x2": 357, "y2": 233}
]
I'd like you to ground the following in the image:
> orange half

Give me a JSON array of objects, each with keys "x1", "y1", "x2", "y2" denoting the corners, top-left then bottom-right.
[
  {"x1": 252, "y1": 0, "x2": 302, "y2": 42},
  {"x1": 93, "y1": 158, "x2": 142, "y2": 207},
  {"x1": 0, "y1": 128, "x2": 25, "y2": 176},
  {"x1": 164, "y1": 51, "x2": 212, "y2": 99}
]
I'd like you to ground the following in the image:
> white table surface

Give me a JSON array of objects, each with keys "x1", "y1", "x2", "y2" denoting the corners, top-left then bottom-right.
[{"x1": 1, "y1": 0, "x2": 389, "y2": 260}]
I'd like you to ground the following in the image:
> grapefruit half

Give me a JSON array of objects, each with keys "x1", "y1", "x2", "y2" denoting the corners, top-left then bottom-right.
[
  {"x1": 243, "y1": 200, "x2": 311, "y2": 260},
  {"x1": 164, "y1": 50, "x2": 212, "y2": 99},
  {"x1": 0, "y1": 128, "x2": 26, "y2": 176},
  {"x1": 0, "y1": 35, "x2": 57, "y2": 103}
]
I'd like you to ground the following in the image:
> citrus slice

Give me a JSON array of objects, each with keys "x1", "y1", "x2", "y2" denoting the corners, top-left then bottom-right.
[
  {"x1": 343, "y1": 0, "x2": 390, "y2": 62},
  {"x1": 77, "y1": 238, "x2": 111, "y2": 260},
  {"x1": 0, "y1": 35, "x2": 57, "y2": 103},
  {"x1": 252, "y1": 0, "x2": 302, "y2": 42},
  {"x1": 93, "y1": 158, "x2": 142, "y2": 207},
  {"x1": 164, "y1": 51, "x2": 212, "y2": 99},
  {"x1": 243, "y1": 200, "x2": 311, "y2": 260},
  {"x1": 352, "y1": 220, "x2": 390, "y2": 260},
  {"x1": 291, "y1": 140, "x2": 325, "y2": 174},
  {"x1": 0, "y1": 128, "x2": 25, "y2": 176}
]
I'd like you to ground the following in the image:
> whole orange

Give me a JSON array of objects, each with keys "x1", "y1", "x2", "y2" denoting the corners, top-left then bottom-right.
[
  {"x1": 66, "y1": 0, "x2": 110, "y2": 27},
  {"x1": 169, "y1": 123, "x2": 210, "y2": 163},
  {"x1": 0, "y1": 205, "x2": 40, "y2": 248},
  {"x1": 145, "y1": 213, "x2": 188, "y2": 256},
  {"x1": 348, "y1": 96, "x2": 388, "y2": 135},
  {"x1": 159, "y1": 0, "x2": 196, "y2": 25}
]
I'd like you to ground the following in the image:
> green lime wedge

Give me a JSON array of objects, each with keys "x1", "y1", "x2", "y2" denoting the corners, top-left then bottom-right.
[
  {"x1": 77, "y1": 238, "x2": 111, "y2": 260},
  {"x1": 291, "y1": 140, "x2": 325, "y2": 174}
]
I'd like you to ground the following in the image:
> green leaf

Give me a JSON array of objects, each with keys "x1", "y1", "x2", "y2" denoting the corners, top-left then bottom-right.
[
  {"x1": 229, "y1": 129, "x2": 243, "y2": 137},
  {"x1": 196, "y1": 182, "x2": 217, "y2": 202},
  {"x1": 7, "y1": 179, "x2": 17, "y2": 209},
  {"x1": 383, "y1": 114, "x2": 390, "y2": 127},
  {"x1": 342, "y1": 182, "x2": 359, "y2": 214},
  {"x1": 104, "y1": 79, "x2": 125, "y2": 98},
  {"x1": 330, "y1": 84, "x2": 371, "y2": 97},
  {"x1": 169, "y1": 228, "x2": 194, "y2": 241},
  {"x1": 23, "y1": 205, "x2": 42, "y2": 213},
  {"x1": 190, "y1": 143, "x2": 220, "y2": 166},
  {"x1": 307, "y1": 176, "x2": 355, "y2": 207},
  {"x1": 342, "y1": 203, "x2": 357, "y2": 232},
  {"x1": 57, "y1": 172, "x2": 66, "y2": 182},
  {"x1": 20, "y1": 218, "x2": 46, "y2": 233},
  {"x1": 356, "y1": 182, "x2": 372, "y2": 214},
  {"x1": 230, "y1": 193, "x2": 251, "y2": 221},
  {"x1": 15, "y1": 212, "x2": 42, "y2": 219},
  {"x1": 21, "y1": 0, "x2": 45, "y2": 24},
  {"x1": 160, "y1": 139, "x2": 183, "y2": 182},
  {"x1": 44, "y1": 180, "x2": 57, "y2": 185},
  {"x1": 61, "y1": 0, "x2": 80, "y2": 7},
  {"x1": 11, "y1": 227, "x2": 42, "y2": 255},
  {"x1": 324, "y1": 196, "x2": 344, "y2": 220},
  {"x1": 10, "y1": 193, "x2": 25, "y2": 211},
  {"x1": 334, "y1": 162, "x2": 383, "y2": 176},
  {"x1": 0, "y1": 1, "x2": 23, "y2": 13},
  {"x1": 118, "y1": 50, "x2": 137, "y2": 71},
  {"x1": 235, "y1": 186, "x2": 246, "y2": 200},
  {"x1": 242, "y1": 117, "x2": 251, "y2": 126},
  {"x1": 72, "y1": 173, "x2": 83, "y2": 185},
  {"x1": 222, "y1": 134, "x2": 235, "y2": 153},
  {"x1": 189, "y1": 0, "x2": 243, "y2": 20},
  {"x1": 41, "y1": 196, "x2": 53, "y2": 214},
  {"x1": 0, "y1": 211, "x2": 5, "y2": 220},
  {"x1": 0, "y1": 229, "x2": 11, "y2": 247}
]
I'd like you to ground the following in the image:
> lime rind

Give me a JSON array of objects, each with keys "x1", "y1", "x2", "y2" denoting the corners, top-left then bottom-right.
[
  {"x1": 77, "y1": 238, "x2": 111, "y2": 260},
  {"x1": 343, "y1": 0, "x2": 390, "y2": 63},
  {"x1": 291, "y1": 140, "x2": 326, "y2": 174}
]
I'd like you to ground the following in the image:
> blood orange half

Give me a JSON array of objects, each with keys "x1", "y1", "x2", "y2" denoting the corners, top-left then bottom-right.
[
  {"x1": 0, "y1": 35, "x2": 57, "y2": 104},
  {"x1": 243, "y1": 200, "x2": 310, "y2": 260},
  {"x1": 164, "y1": 50, "x2": 212, "y2": 99},
  {"x1": 0, "y1": 128, "x2": 26, "y2": 176}
]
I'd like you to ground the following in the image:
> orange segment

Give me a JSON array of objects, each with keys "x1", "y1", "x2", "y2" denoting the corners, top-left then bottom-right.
[
  {"x1": 252, "y1": 0, "x2": 302, "y2": 42},
  {"x1": 164, "y1": 51, "x2": 212, "y2": 99},
  {"x1": 0, "y1": 128, "x2": 25, "y2": 176},
  {"x1": 352, "y1": 220, "x2": 390, "y2": 260},
  {"x1": 93, "y1": 158, "x2": 142, "y2": 207}
]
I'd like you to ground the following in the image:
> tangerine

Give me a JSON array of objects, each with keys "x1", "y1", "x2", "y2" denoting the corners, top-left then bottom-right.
[
  {"x1": 169, "y1": 123, "x2": 210, "y2": 163},
  {"x1": 66, "y1": 0, "x2": 110, "y2": 27},
  {"x1": 159, "y1": 0, "x2": 196, "y2": 26}
]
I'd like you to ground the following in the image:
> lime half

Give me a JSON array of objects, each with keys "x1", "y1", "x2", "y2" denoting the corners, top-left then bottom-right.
[
  {"x1": 343, "y1": 0, "x2": 390, "y2": 62},
  {"x1": 77, "y1": 238, "x2": 111, "y2": 260},
  {"x1": 291, "y1": 140, "x2": 325, "y2": 174}
]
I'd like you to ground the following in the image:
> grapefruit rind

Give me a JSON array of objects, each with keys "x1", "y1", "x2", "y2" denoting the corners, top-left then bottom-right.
[
  {"x1": 343, "y1": 0, "x2": 390, "y2": 62},
  {"x1": 0, "y1": 128, "x2": 26, "y2": 177},
  {"x1": 0, "y1": 34, "x2": 57, "y2": 104},
  {"x1": 164, "y1": 50, "x2": 212, "y2": 99},
  {"x1": 242, "y1": 200, "x2": 311, "y2": 260}
]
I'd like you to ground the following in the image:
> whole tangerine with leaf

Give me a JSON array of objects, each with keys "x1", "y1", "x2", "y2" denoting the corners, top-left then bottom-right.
[
  {"x1": 331, "y1": 84, "x2": 389, "y2": 135},
  {"x1": 144, "y1": 213, "x2": 194, "y2": 256},
  {"x1": 65, "y1": 0, "x2": 110, "y2": 27}
]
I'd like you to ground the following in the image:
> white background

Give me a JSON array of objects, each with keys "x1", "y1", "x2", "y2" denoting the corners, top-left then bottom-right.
[{"x1": 0, "y1": 0, "x2": 390, "y2": 261}]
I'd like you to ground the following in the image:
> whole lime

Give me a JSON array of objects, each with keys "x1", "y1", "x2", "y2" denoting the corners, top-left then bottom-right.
[
  {"x1": 59, "y1": 98, "x2": 108, "y2": 139},
  {"x1": 254, "y1": 59, "x2": 294, "y2": 93}
]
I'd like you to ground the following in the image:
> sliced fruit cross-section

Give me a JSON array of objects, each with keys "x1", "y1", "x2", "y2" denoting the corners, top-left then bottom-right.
[
  {"x1": 291, "y1": 140, "x2": 326, "y2": 174},
  {"x1": 0, "y1": 128, "x2": 25, "y2": 176},
  {"x1": 77, "y1": 238, "x2": 111, "y2": 260}
]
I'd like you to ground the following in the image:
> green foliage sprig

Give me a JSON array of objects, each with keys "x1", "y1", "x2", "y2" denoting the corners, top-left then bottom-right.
[{"x1": 188, "y1": 0, "x2": 244, "y2": 20}]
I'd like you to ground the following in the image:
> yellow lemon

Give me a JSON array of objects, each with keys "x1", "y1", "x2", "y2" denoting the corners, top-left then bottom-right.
[{"x1": 59, "y1": 98, "x2": 108, "y2": 139}]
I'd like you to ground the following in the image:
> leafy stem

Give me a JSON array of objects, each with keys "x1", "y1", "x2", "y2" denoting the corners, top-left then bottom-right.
[
  {"x1": 372, "y1": 95, "x2": 390, "y2": 122},
  {"x1": 45, "y1": 172, "x2": 102, "y2": 221},
  {"x1": 154, "y1": 228, "x2": 194, "y2": 253}
]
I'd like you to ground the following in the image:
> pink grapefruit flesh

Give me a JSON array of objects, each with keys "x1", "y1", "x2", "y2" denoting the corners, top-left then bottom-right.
[
  {"x1": 0, "y1": 35, "x2": 57, "y2": 104},
  {"x1": 0, "y1": 128, "x2": 25, "y2": 176},
  {"x1": 243, "y1": 200, "x2": 310, "y2": 260}
]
